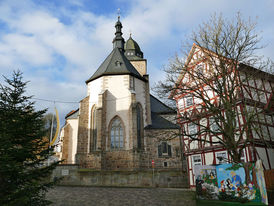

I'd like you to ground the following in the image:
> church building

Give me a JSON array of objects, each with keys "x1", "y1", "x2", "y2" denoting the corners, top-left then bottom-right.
[{"x1": 59, "y1": 17, "x2": 184, "y2": 172}]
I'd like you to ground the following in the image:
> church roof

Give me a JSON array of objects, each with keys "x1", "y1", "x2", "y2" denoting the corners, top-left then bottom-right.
[
  {"x1": 145, "y1": 112, "x2": 179, "y2": 130},
  {"x1": 65, "y1": 109, "x2": 79, "y2": 119},
  {"x1": 86, "y1": 17, "x2": 146, "y2": 83},
  {"x1": 86, "y1": 47, "x2": 146, "y2": 83},
  {"x1": 145, "y1": 95, "x2": 179, "y2": 130},
  {"x1": 150, "y1": 95, "x2": 176, "y2": 114}
]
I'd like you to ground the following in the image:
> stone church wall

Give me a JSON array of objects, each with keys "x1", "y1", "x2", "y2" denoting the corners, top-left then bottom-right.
[
  {"x1": 143, "y1": 129, "x2": 183, "y2": 170},
  {"x1": 75, "y1": 96, "x2": 90, "y2": 166},
  {"x1": 52, "y1": 164, "x2": 188, "y2": 188}
]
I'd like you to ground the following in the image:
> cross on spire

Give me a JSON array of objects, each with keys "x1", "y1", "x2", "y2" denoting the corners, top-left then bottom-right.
[
  {"x1": 117, "y1": 8, "x2": 121, "y2": 20},
  {"x1": 113, "y1": 9, "x2": 125, "y2": 50}
]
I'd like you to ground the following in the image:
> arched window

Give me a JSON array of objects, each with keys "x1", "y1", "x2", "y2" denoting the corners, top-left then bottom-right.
[
  {"x1": 110, "y1": 117, "x2": 124, "y2": 149},
  {"x1": 90, "y1": 106, "x2": 97, "y2": 151},
  {"x1": 136, "y1": 104, "x2": 142, "y2": 149}
]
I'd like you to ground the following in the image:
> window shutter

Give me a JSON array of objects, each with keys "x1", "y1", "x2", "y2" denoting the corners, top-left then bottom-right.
[
  {"x1": 158, "y1": 145, "x2": 162, "y2": 157},
  {"x1": 168, "y1": 145, "x2": 172, "y2": 157}
]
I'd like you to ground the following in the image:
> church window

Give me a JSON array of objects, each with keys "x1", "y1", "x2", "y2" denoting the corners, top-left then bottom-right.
[
  {"x1": 110, "y1": 117, "x2": 124, "y2": 149},
  {"x1": 158, "y1": 142, "x2": 171, "y2": 157},
  {"x1": 136, "y1": 104, "x2": 142, "y2": 149},
  {"x1": 92, "y1": 107, "x2": 97, "y2": 150},
  {"x1": 130, "y1": 76, "x2": 135, "y2": 90},
  {"x1": 90, "y1": 106, "x2": 97, "y2": 152}
]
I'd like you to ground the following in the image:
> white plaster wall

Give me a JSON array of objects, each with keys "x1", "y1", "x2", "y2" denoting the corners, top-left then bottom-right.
[
  {"x1": 56, "y1": 127, "x2": 64, "y2": 159},
  {"x1": 86, "y1": 75, "x2": 148, "y2": 151},
  {"x1": 205, "y1": 152, "x2": 214, "y2": 165},
  {"x1": 104, "y1": 75, "x2": 137, "y2": 150},
  {"x1": 67, "y1": 118, "x2": 78, "y2": 164},
  {"x1": 256, "y1": 147, "x2": 270, "y2": 170},
  {"x1": 87, "y1": 77, "x2": 103, "y2": 129},
  {"x1": 188, "y1": 156, "x2": 194, "y2": 186}
]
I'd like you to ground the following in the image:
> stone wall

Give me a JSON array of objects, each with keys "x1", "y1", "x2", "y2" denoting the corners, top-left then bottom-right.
[
  {"x1": 62, "y1": 124, "x2": 71, "y2": 164},
  {"x1": 144, "y1": 129, "x2": 183, "y2": 170},
  {"x1": 52, "y1": 164, "x2": 188, "y2": 188},
  {"x1": 76, "y1": 96, "x2": 90, "y2": 166}
]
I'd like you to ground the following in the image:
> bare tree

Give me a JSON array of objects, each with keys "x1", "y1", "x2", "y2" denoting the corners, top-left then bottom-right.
[{"x1": 154, "y1": 13, "x2": 273, "y2": 184}]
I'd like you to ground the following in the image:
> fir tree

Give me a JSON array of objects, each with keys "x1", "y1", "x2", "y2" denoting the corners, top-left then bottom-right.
[{"x1": 0, "y1": 71, "x2": 60, "y2": 205}]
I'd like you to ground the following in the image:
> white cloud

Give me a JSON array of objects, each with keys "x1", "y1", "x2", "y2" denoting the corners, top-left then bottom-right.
[
  {"x1": 1, "y1": 34, "x2": 52, "y2": 65},
  {"x1": 0, "y1": 0, "x2": 273, "y2": 123}
]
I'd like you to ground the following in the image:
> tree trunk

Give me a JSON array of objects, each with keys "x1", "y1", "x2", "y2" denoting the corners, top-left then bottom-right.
[
  {"x1": 243, "y1": 162, "x2": 251, "y2": 185},
  {"x1": 251, "y1": 164, "x2": 258, "y2": 188}
]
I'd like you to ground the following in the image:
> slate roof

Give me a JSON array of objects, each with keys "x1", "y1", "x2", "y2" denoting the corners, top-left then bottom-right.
[
  {"x1": 145, "y1": 112, "x2": 179, "y2": 130},
  {"x1": 86, "y1": 47, "x2": 146, "y2": 83},
  {"x1": 150, "y1": 95, "x2": 176, "y2": 114},
  {"x1": 145, "y1": 95, "x2": 179, "y2": 130}
]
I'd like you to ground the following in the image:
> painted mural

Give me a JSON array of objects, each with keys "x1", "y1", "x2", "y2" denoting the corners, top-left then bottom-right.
[
  {"x1": 194, "y1": 165, "x2": 219, "y2": 199},
  {"x1": 216, "y1": 163, "x2": 259, "y2": 202},
  {"x1": 194, "y1": 160, "x2": 268, "y2": 204}
]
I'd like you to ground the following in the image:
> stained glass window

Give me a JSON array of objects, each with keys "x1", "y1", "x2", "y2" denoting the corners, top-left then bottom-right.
[{"x1": 110, "y1": 118, "x2": 124, "y2": 149}]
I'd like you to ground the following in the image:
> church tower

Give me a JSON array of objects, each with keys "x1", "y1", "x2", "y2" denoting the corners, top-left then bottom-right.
[{"x1": 75, "y1": 17, "x2": 151, "y2": 170}]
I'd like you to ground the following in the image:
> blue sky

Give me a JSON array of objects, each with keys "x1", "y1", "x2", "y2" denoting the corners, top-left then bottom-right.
[{"x1": 0, "y1": 0, "x2": 273, "y2": 124}]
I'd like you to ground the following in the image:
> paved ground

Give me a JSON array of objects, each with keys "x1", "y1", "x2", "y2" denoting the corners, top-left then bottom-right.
[{"x1": 46, "y1": 186, "x2": 196, "y2": 206}]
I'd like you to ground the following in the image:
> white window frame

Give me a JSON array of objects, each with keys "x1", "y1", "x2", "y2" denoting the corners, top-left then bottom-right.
[
  {"x1": 192, "y1": 154, "x2": 202, "y2": 167},
  {"x1": 209, "y1": 117, "x2": 220, "y2": 132},
  {"x1": 185, "y1": 95, "x2": 194, "y2": 107},
  {"x1": 188, "y1": 123, "x2": 197, "y2": 136},
  {"x1": 216, "y1": 151, "x2": 228, "y2": 164}
]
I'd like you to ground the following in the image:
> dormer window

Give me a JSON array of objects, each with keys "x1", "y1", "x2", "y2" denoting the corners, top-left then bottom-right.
[{"x1": 115, "y1": 61, "x2": 122, "y2": 67}]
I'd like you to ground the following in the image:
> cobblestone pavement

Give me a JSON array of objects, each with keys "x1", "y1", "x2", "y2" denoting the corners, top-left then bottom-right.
[{"x1": 46, "y1": 186, "x2": 196, "y2": 206}]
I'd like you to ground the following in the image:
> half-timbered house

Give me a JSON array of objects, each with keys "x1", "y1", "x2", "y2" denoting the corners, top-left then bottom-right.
[{"x1": 171, "y1": 43, "x2": 274, "y2": 187}]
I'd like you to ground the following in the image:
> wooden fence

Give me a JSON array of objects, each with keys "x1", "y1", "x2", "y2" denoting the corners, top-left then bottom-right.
[{"x1": 264, "y1": 169, "x2": 274, "y2": 190}]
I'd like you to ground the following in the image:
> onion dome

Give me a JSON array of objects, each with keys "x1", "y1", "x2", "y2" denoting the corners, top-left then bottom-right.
[{"x1": 124, "y1": 34, "x2": 143, "y2": 60}]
